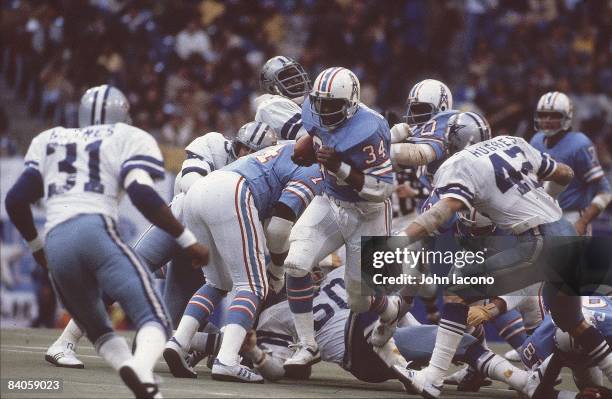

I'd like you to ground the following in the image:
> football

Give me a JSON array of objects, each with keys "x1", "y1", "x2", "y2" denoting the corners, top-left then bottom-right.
[{"x1": 292, "y1": 134, "x2": 316, "y2": 166}]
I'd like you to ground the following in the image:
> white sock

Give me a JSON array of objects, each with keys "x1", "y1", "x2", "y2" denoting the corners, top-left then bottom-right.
[
  {"x1": 425, "y1": 327, "x2": 464, "y2": 382},
  {"x1": 96, "y1": 334, "x2": 132, "y2": 371},
  {"x1": 293, "y1": 312, "x2": 316, "y2": 346},
  {"x1": 132, "y1": 322, "x2": 167, "y2": 382},
  {"x1": 173, "y1": 315, "x2": 200, "y2": 349},
  {"x1": 479, "y1": 353, "x2": 528, "y2": 390},
  {"x1": 56, "y1": 319, "x2": 84, "y2": 347},
  {"x1": 216, "y1": 324, "x2": 247, "y2": 366}
]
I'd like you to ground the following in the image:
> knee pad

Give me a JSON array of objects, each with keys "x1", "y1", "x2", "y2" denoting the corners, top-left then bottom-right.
[{"x1": 284, "y1": 243, "x2": 315, "y2": 277}]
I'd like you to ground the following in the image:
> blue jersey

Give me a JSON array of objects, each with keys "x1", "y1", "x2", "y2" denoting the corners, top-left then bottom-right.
[
  {"x1": 530, "y1": 131, "x2": 611, "y2": 210},
  {"x1": 301, "y1": 98, "x2": 393, "y2": 202},
  {"x1": 520, "y1": 297, "x2": 612, "y2": 369},
  {"x1": 224, "y1": 143, "x2": 322, "y2": 219},
  {"x1": 411, "y1": 110, "x2": 459, "y2": 191}
]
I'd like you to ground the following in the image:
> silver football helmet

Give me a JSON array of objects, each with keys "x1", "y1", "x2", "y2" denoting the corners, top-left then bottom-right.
[
  {"x1": 260, "y1": 56, "x2": 311, "y2": 100},
  {"x1": 446, "y1": 111, "x2": 491, "y2": 155},
  {"x1": 78, "y1": 85, "x2": 130, "y2": 128},
  {"x1": 232, "y1": 121, "x2": 278, "y2": 158}
]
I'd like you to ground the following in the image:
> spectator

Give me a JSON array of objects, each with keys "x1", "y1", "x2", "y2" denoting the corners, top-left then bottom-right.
[{"x1": 175, "y1": 17, "x2": 213, "y2": 62}]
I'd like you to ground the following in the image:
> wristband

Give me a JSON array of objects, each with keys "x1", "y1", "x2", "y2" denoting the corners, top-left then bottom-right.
[
  {"x1": 27, "y1": 236, "x2": 44, "y2": 252},
  {"x1": 176, "y1": 228, "x2": 197, "y2": 248},
  {"x1": 335, "y1": 162, "x2": 351, "y2": 180}
]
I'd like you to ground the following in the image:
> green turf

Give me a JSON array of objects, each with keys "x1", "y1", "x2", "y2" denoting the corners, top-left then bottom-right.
[{"x1": 1, "y1": 328, "x2": 576, "y2": 398}]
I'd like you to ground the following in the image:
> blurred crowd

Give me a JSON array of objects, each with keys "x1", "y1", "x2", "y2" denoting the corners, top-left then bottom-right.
[{"x1": 2, "y1": 0, "x2": 611, "y2": 150}]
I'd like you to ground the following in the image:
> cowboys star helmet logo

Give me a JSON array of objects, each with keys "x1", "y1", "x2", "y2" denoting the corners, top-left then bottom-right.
[{"x1": 439, "y1": 86, "x2": 449, "y2": 111}]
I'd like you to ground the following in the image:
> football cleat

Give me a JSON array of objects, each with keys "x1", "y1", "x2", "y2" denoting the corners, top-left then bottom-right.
[
  {"x1": 211, "y1": 359, "x2": 264, "y2": 383},
  {"x1": 45, "y1": 341, "x2": 84, "y2": 369},
  {"x1": 283, "y1": 342, "x2": 321, "y2": 372},
  {"x1": 504, "y1": 349, "x2": 521, "y2": 362},
  {"x1": 119, "y1": 362, "x2": 162, "y2": 399},
  {"x1": 392, "y1": 364, "x2": 442, "y2": 399},
  {"x1": 444, "y1": 365, "x2": 492, "y2": 392},
  {"x1": 163, "y1": 338, "x2": 197, "y2": 378}
]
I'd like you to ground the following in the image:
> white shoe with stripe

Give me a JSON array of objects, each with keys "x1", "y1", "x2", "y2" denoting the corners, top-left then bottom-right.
[{"x1": 45, "y1": 341, "x2": 84, "y2": 369}]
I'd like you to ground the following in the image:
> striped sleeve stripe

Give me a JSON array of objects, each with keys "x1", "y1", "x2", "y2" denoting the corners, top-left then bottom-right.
[
  {"x1": 284, "y1": 187, "x2": 308, "y2": 208},
  {"x1": 281, "y1": 114, "x2": 301, "y2": 140},
  {"x1": 186, "y1": 150, "x2": 204, "y2": 160},
  {"x1": 120, "y1": 164, "x2": 165, "y2": 182},
  {"x1": 123, "y1": 155, "x2": 164, "y2": 167},
  {"x1": 181, "y1": 166, "x2": 209, "y2": 177},
  {"x1": 364, "y1": 159, "x2": 391, "y2": 175},
  {"x1": 286, "y1": 182, "x2": 315, "y2": 201},
  {"x1": 370, "y1": 166, "x2": 393, "y2": 177},
  {"x1": 537, "y1": 154, "x2": 556, "y2": 178},
  {"x1": 584, "y1": 166, "x2": 604, "y2": 182},
  {"x1": 437, "y1": 183, "x2": 475, "y2": 202},
  {"x1": 122, "y1": 159, "x2": 165, "y2": 172},
  {"x1": 288, "y1": 180, "x2": 315, "y2": 197}
]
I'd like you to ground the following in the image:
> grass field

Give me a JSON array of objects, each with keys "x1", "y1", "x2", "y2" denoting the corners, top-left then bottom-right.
[{"x1": 1, "y1": 328, "x2": 578, "y2": 398}]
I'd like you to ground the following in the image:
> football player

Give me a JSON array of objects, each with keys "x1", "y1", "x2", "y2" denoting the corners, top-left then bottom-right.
[
  {"x1": 284, "y1": 67, "x2": 398, "y2": 371},
  {"x1": 44, "y1": 121, "x2": 276, "y2": 368},
  {"x1": 393, "y1": 112, "x2": 612, "y2": 398},
  {"x1": 164, "y1": 139, "x2": 323, "y2": 383},
  {"x1": 530, "y1": 91, "x2": 611, "y2": 237},
  {"x1": 255, "y1": 56, "x2": 311, "y2": 141},
  {"x1": 4, "y1": 85, "x2": 209, "y2": 398}
]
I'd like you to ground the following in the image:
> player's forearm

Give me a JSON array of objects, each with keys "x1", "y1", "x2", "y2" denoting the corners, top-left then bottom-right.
[
  {"x1": 545, "y1": 163, "x2": 574, "y2": 186},
  {"x1": 334, "y1": 163, "x2": 393, "y2": 202},
  {"x1": 390, "y1": 142, "x2": 436, "y2": 167},
  {"x1": 244, "y1": 346, "x2": 286, "y2": 381},
  {"x1": 404, "y1": 199, "x2": 460, "y2": 241},
  {"x1": 5, "y1": 169, "x2": 44, "y2": 242}
]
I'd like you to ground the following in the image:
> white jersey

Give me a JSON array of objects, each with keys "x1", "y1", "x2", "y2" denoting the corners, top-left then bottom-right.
[
  {"x1": 434, "y1": 136, "x2": 562, "y2": 234},
  {"x1": 173, "y1": 132, "x2": 236, "y2": 194},
  {"x1": 257, "y1": 266, "x2": 349, "y2": 365},
  {"x1": 254, "y1": 94, "x2": 307, "y2": 140},
  {"x1": 24, "y1": 123, "x2": 164, "y2": 234}
]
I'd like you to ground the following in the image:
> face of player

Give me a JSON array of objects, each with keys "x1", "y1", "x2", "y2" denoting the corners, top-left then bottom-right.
[
  {"x1": 311, "y1": 97, "x2": 347, "y2": 128},
  {"x1": 277, "y1": 66, "x2": 309, "y2": 98},
  {"x1": 234, "y1": 142, "x2": 255, "y2": 158},
  {"x1": 405, "y1": 101, "x2": 435, "y2": 126},
  {"x1": 535, "y1": 111, "x2": 563, "y2": 132}
]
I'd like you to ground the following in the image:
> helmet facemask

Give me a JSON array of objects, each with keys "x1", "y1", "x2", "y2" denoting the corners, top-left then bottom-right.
[
  {"x1": 405, "y1": 100, "x2": 436, "y2": 127},
  {"x1": 310, "y1": 96, "x2": 350, "y2": 130},
  {"x1": 274, "y1": 64, "x2": 311, "y2": 99},
  {"x1": 534, "y1": 111, "x2": 567, "y2": 137}
]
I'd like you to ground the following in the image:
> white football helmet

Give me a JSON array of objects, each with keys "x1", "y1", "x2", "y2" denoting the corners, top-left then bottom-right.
[
  {"x1": 310, "y1": 67, "x2": 360, "y2": 129},
  {"x1": 534, "y1": 91, "x2": 573, "y2": 137},
  {"x1": 405, "y1": 79, "x2": 453, "y2": 127},
  {"x1": 78, "y1": 85, "x2": 130, "y2": 128}
]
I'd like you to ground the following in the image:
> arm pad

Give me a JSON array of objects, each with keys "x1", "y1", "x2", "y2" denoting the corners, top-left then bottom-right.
[
  {"x1": 264, "y1": 216, "x2": 294, "y2": 254},
  {"x1": 592, "y1": 192, "x2": 612, "y2": 211},
  {"x1": 391, "y1": 142, "x2": 436, "y2": 167},
  {"x1": 412, "y1": 200, "x2": 455, "y2": 235},
  {"x1": 358, "y1": 175, "x2": 394, "y2": 202}
]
